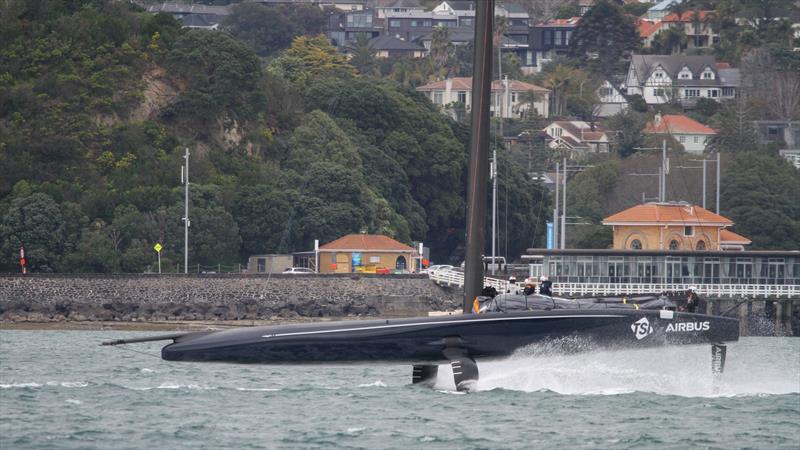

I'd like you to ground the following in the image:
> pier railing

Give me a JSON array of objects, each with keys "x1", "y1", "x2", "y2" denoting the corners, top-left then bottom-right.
[{"x1": 428, "y1": 269, "x2": 800, "y2": 299}]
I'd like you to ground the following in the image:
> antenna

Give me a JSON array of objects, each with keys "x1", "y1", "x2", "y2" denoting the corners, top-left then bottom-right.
[{"x1": 182, "y1": 148, "x2": 190, "y2": 274}]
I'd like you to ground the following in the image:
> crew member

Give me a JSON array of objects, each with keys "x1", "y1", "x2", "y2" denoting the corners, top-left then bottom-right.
[
  {"x1": 522, "y1": 278, "x2": 536, "y2": 296},
  {"x1": 539, "y1": 276, "x2": 553, "y2": 297},
  {"x1": 507, "y1": 276, "x2": 517, "y2": 293},
  {"x1": 686, "y1": 286, "x2": 699, "y2": 313}
]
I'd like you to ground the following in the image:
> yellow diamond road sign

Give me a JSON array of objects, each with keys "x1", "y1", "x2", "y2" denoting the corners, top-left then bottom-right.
[{"x1": 154, "y1": 243, "x2": 163, "y2": 253}]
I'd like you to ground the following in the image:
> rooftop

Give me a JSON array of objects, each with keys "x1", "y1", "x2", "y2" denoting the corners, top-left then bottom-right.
[
  {"x1": 603, "y1": 202, "x2": 733, "y2": 226},
  {"x1": 643, "y1": 114, "x2": 716, "y2": 135},
  {"x1": 319, "y1": 234, "x2": 415, "y2": 252}
]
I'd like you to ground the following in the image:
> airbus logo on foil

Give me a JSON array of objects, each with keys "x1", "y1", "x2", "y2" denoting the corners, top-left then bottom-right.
[
  {"x1": 631, "y1": 317, "x2": 654, "y2": 340},
  {"x1": 666, "y1": 322, "x2": 710, "y2": 332}
]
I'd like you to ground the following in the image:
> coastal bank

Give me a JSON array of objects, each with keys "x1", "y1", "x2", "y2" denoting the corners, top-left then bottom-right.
[{"x1": 0, "y1": 274, "x2": 461, "y2": 323}]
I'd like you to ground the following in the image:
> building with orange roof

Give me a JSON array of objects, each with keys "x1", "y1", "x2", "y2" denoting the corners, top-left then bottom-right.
[
  {"x1": 416, "y1": 77, "x2": 550, "y2": 119},
  {"x1": 662, "y1": 10, "x2": 719, "y2": 49},
  {"x1": 643, "y1": 113, "x2": 716, "y2": 154},
  {"x1": 318, "y1": 234, "x2": 420, "y2": 274},
  {"x1": 637, "y1": 18, "x2": 662, "y2": 48},
  {"x1": 602, "y1": 202, "x2": 750, "y2": 251}
]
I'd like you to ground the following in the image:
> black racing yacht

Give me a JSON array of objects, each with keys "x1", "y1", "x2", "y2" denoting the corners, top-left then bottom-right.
[{"x1": 103, "y1": 1, "x2": 739, "y2": 391}]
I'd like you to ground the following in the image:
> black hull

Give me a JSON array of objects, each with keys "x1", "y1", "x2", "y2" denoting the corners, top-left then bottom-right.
[{"x1": 161, "y1": 309, "x2": 739, "y2": 364}]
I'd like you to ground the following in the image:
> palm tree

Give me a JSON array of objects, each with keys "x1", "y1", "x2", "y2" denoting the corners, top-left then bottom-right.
[
  {"x1": 347, "y1": 34, "x2": 377, "y2": 75},
  {"x1": 430, "y1": 25, "x2": 452, "y2": 74}
]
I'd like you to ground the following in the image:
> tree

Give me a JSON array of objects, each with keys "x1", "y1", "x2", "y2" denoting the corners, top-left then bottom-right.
[
  {"x1": 707, "y1": 99, "x2": 759, "y2": 154},
  {"x1": 287, "y1": 110, "x2": 362, "y2": 170},
  {"x1": 268, "y1": 35, "x2": 356, "y2": 86},
  {"x1": 430, "y1": 25, "x2": 453, "y2": 74},
  {"x1": 604, "y1": 109, "x2": 648, "y2": 158},
  {"x1": 234, "y1": 185, "x2": 296, "y2": 255},
  {"x1": 568, "y1": 0, "x2": 640, "y2": 76},
  {"x1": 0, "y1": 193, "x2": 65, "y2": 272},
  {"x1": 721, "y1": 152, "x2": 800, "y2": 249},
  {"x1": 347, "y1": 34, "x2": 378, "y2": 76}
]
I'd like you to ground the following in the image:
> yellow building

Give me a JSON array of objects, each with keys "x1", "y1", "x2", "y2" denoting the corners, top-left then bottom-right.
[
  {"x1": 318, "y1": 234, "x2": 419, "y2": 274},
  {"x1": 602, "y1": 202, "x2": 751, "y2": 251}
]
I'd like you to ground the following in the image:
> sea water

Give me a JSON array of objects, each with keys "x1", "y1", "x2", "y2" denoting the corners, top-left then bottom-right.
[{"x1": 1, "y1": 331, "x2": 798, "y2": 449}]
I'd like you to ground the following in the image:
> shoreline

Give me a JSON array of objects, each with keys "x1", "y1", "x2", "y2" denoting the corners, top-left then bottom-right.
[{"x1": 0, "y1": 318, "x2": 348, "y2": 332}]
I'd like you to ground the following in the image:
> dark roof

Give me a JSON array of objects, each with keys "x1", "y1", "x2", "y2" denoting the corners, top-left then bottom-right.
[
  {"x1": 447, "y1": 1, "x2": 476, "y2": 11},
  {"x1": 180, "y1": 14, "x2": 220, "y2": 27},
  {"x1": 499, "y1": 3, "x2": 528, "y2": 14},
  {"x1": 630, "y1": 54, "x2": 735, "y2": 86},
  {"x1": 418, "y1": 28, "x2": 527, "y2": 47},
  {"x1": 381, "y1": 0, "x2": 423, "y2": 7},
  {"x1": 147, "y1": 2, "x2": 230, "y2": 15},
  {"x1": 368, "y1": 35, "x2": 425, "y2": 51}
]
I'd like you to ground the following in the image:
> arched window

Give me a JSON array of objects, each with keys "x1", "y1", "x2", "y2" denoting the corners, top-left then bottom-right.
[
  {"x1": 669, "y1": 239, "x2": 679, "y2": 250},
  {"x1": 696, "y1": 241, "x2": 706, "y2": 251},
  {"x1": 395, "y1": 255, "x2": 407, "y2": 269},
  {"x1": 630, "y1": 239, "x2": 642, "y2": 250}
]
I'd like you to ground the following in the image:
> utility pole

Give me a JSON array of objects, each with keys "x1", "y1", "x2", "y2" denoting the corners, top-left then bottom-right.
[
  {"x1": 182, "y1": 147, "x2": 190, "y2": 274},
  {"x1": 554, "y1": 161, "x2": 559, "y2": 249},
  {"x1": 661, "y1": 139, "x2": 668, "y2": 202},
  {"x1": 561, "y1": 157, "x2": 566, "y2": 249},
  {"x1": 716, "y1": 151, "x2": 720, "y2": 213}
]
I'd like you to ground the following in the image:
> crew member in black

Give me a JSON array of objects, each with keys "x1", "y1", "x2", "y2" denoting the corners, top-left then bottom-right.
[
  {"x1": 686, "y1": 286, "x2": 699, "y2": 313},
  {"x1": 539, "y1": 276, "x2": 553, "y2": 297},
  {"x1": 522, "y1": 278, "x2": 536, "y2": 296}
]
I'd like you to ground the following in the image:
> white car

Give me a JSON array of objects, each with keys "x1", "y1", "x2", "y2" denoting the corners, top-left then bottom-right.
[{"x1": 282, "y1": 267, "x2": 314, "y2": 274}]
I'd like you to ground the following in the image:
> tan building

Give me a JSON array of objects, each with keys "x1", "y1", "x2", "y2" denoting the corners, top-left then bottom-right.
[
  {"x1": 318, "y1": 234, "x2": 419, "y2": 274},
  {"x1": 602, "y1": 202, "x2": 751, "y2": 251},
  {"x1": 415, "y1": 77, "x2": 550, "y2": 119}
]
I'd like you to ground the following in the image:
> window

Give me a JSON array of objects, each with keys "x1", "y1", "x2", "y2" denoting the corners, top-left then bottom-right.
[
  {"x1": 685, "y1": 89, "x2": 700, "y2": 97},
  {"x1": 678, "y1": 69, "x2": 692, "y2": 79},
  {"x1": 433, "y1": 92, "x2": 443, "y2": 104},
  {"x1": 411, "y1": 20, "x2": 418, "y2": 27},
  {"x1": 457, "y1": 91, "x2": 466, "y2": 104},
  {"x1": 654, "y1": 71, "x2": 663, "y2": 78},
  {"x1": 511, "y1": 92, "x2": 517, "y2": 103},
  {"x1": 680, "y1": 135, "x2": 686, "y2": 143},
  {"x1": 696, "y1": 240, "x2": 706, "y2": 250},
  {"x1": 544, "y1": 31, "x2": 552, "y2": 46},
  {"x1": 630, "y1": 239, "x2": 642, "y2": 250},
  {"x1": 701, "y1": 70, "x2": 714, "y2": 79},
  {"x1": 565, "y1": 30, "x2": 572, "y2": 45},
  {"x1": 389, "y1": 19, "x2": 400, "y2": 27},
  {"x1": 654, "y1": 88, "x2": 665, "y2": 97},
  {"x1": 684, "y1": 226, "x2": 694, "y2": 237},
  {"x1": 693, "y1": 136, "x2": 699, "y2": 144},
  {"x1": 669, "y1": 239, "x2": 680, "y2": 250},
  {"x1": 257, "y1": 258, "x2": 266, "y2": 273},
  {"x1": 709, "y1": 89, "x2": 718, "y2": 98},
  {"x1": 551, "y1": 127, "x2": 562, "y2": 137},
  {"x1": 722, "y1": 87, "x2": 735, "y2": 97}
]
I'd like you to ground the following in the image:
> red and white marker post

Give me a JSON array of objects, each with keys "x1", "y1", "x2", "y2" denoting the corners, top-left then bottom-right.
[{"x1": 19, "y1": 246, "x2": 26, "y2": 274}]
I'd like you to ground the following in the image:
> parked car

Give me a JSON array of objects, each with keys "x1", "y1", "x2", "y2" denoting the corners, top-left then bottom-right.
[
  {"x1": 282, "y1": 267, "x2": 314, "y2": 274},
  {"x1": 375, "y1": 267, "x2": 391, "y2": 275}
]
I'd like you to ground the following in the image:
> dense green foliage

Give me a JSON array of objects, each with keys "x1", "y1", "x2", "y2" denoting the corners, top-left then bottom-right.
[
  {"x1": 0, "y1": 0, "x2": 548, "y2": 272},
  {"x1": 568, "y1": 0, "x2": 640, "y2": 76}
]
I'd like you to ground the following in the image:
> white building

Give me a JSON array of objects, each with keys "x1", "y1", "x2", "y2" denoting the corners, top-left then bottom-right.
[
  {"x1": 543, "y1": 121, "x2": 613, "y2": 156},
  {"x1": 595, "y1": 80, "x2": 628, "y2": 117},
  {"x1": 626, "y1": 54, "x2": 739, "y2": 105},
  {"x1": 416, "y1": 77, "x2": 550, "y2": 120},
  {"x1": 643, "y1": 113, "x2": 716, "y2": 154}
]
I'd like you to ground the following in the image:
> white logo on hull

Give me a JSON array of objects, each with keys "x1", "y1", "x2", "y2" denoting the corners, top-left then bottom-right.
[
  {"x1": 631, "y1": 317, "x2": 654, "y2": 340},
  {"x1": 666, "y1": 322, "x2": 710, "y2": 332}
]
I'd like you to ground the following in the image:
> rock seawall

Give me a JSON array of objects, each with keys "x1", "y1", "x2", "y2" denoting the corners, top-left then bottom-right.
[{"x1": 0, "y1": 274, "x2": 462, "y2": 322}]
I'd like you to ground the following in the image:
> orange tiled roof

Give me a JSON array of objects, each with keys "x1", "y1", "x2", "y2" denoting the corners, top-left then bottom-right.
[
  {"x1": 720, "y1": 229, "x2": 751, "y2": 244},
  {"x1": 644, "y1": 114, "x2": 716, "y2": 135},
  {"x1": 319, "y1": 234, "x2": 415, "y2": 251},
  {"x1": 638, "y1": 19, "x2": 662, "y2": 38},
  {"x1": 416, "y1": 77, "x2": 549, "y2": 92},
  {"x1": 603, "y1": 203, "x2": 733, "y2": 225},
  {"x1": 716, "y1": 62, "x2": 731, "y2": 69},
  {"x1": 662, "y1": 11, "x2": 714, "y2": 22}
]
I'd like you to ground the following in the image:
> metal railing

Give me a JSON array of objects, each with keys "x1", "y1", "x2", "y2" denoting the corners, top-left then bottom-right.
[{"x1": 428, "y1": 269, "x2": 800, "y2": 299}]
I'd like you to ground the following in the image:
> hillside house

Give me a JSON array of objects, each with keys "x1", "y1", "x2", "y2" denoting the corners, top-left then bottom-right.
[
  {"x1": 643, "y1": 113, "x2": 716, "y2": 154},
  {"x1": 416, "y1": 77, "x2": 550, "y2": 120},
  {"x1": 595, "y1": 79, "x2": 629, "y2": 117},
  {"x1": 543, "y1": 121, "x2": 613, "y2": 156},
  {"x1": 626, "y1": 54, "x2": 739, "y2": 106}
]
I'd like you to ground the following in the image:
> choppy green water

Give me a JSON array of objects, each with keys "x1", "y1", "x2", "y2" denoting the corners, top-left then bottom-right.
[{"x1": 1, "y1": 331, "x2": 798, "y2": 449}]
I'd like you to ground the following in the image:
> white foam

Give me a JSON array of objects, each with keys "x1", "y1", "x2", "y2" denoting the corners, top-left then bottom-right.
[
  {"x1": 65, "y1": 399, "x2": 83, "y2": 405},
  {"x1": 0, "y1": 382, "x2": 42, "y2": 389},
  {"x1": 235, "y1": 387, "x2": 281, "y2": 392},
  {"x1": 345, "y1": 427, "x2": 365, "y2": 435},
  {"x1": 155, "y1": 383, "x2": 215, "y2": 390},
  {"x1": 357, "y1": 380, "x2": 387, "y2": 388}
]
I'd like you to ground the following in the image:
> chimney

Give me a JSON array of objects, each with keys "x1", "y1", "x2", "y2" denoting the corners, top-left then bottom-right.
[
  {"x1": 446, "y1": 78, "x2": 452, "y2": 92},
  {"x1": 654, "y1": 112, "x2": 662, "y2": 128}
]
